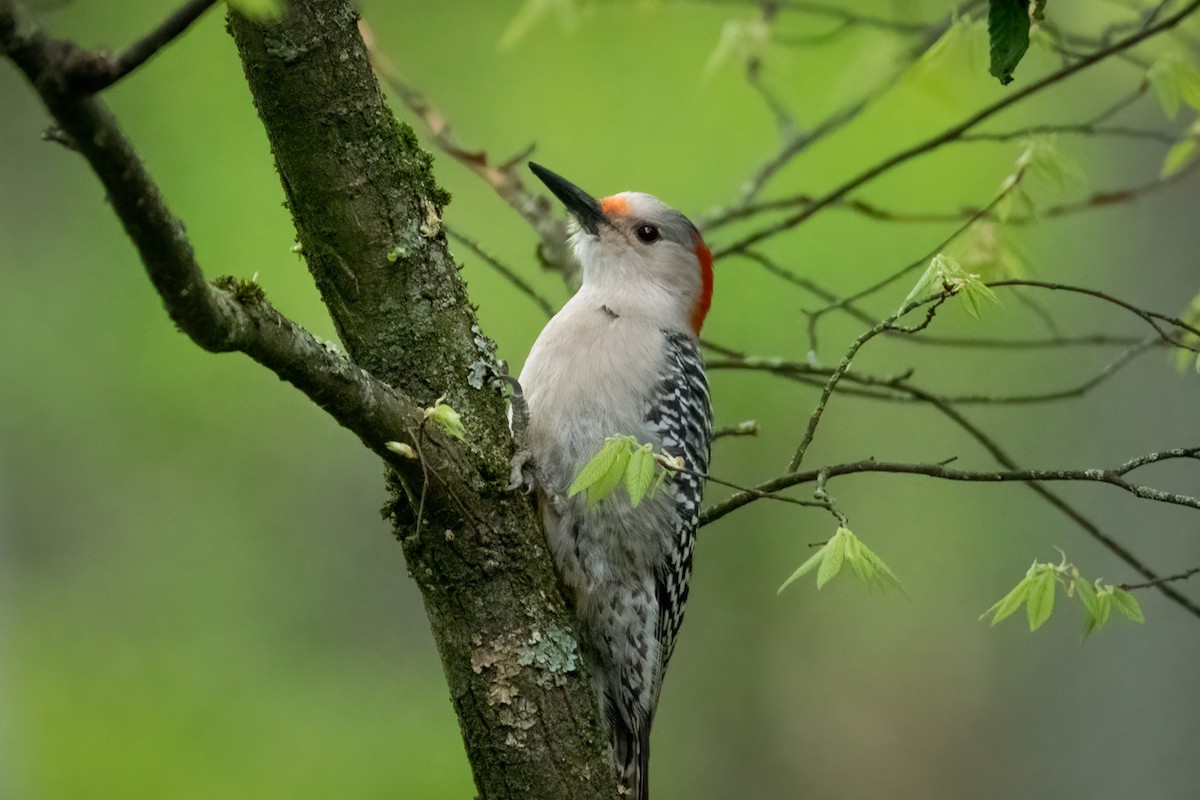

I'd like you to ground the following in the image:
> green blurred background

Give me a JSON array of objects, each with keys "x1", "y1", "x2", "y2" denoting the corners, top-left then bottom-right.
[{"x1": 2, "y1": 1, "x2": 1199, "y2": 798}]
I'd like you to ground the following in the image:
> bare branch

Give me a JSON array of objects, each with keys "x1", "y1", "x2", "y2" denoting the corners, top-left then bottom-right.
[
  {"x1": 1121, "y1": 566, "x2": 1200, "y2": 591},
  {"x1": 959, "y1": 123, "x2": 1174, "y2": 144},
  {"x1": 1082, "y1": 80, "x2": 1151, "y2": 126},
  {"x1": 989, "y1": 280, "x2": 1200, "y2": 353},
  {"x1": 713, "y1": 420, "x2": 759, "y2": 439},
  {"x1": 704, "y1": 449, "x2": 1200, "y2": 524},
  {"x1": 676, "y1": 464, "x2": 828, "y2": 512},
  {"x1": 61, "y1": 0, "x2": 216, "y2": 93},
  {"x1": 0, "y1": 0, "x2": 429, "y2": 467},
  {"x1": 446, "y1": 226, "x2": 557, "y2": 318}
]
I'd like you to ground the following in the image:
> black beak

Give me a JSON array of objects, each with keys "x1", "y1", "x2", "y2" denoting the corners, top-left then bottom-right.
[{"x1": 529, "y1": 162, "x2": 606, "y2": 235}]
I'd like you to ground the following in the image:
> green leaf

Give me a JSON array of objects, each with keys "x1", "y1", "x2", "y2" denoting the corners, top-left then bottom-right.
[
  {"x1": 816, "y1": 527, "x2": 849, "y2": 589},
  {"x1": 1074, "y1": 576, "x2": 1098, "y2": 614},
  {"x1": 587, "y1": 444, "x2": 632, "y2": 507},
  {"x1": 1026, "y1": 569, "x2": 1057, "y2": 631},
  {"x1": 1111, "y1": 588, "x2": 1145, "y2": 623},
  {"x1": 1075, "y1": 578, "x2": 1101, "y2": 637},
  {"x1": 844, "y1": 534, "x2": 872, "y2": 583},
  {"x1": 568, "y1": 438, "x2": 626, "y2": 498},
  {"x1": 777, "y1": 546, "x2": 826, "y2": 595},
  {"x1": 1162, "y1": 138, "x2": 1198, "y2": 178},
  {"x1": 900, "y1": 253, "x2": 967, "y2": 312},
  {"x1": 857, "y1": 543, "x2": 903, "y2": 591},
  {"x1": 624, "y1": 446, "x2": 656, "y2": 507},
  {"x1": 779, "y1": 528, "x2": 901, "y2": 594},
  {"x1": 988, "y1": 0, "x2": 1032, "y2": 85},
  {"x1": 898, "y1": 258, "x2": 943, "y2": 313},
  {"x1": 425, "y1": 401, "x2": 465, "y2": 441},
  {"x1": 1093, "y1": 591, "x2": 1113, "y2": 632},
  {"x1": 982, "y1": 575, "x2": 1033, "y2": 626},
  {"x1": 1032, "y1": 0, "x2": 1047, "y2": 21},
  {"x1": 704, "y1": 18, "x2": 770, "y2": 77},
  {"x1": 226, "y1": 0, "x2": 284, "y2": 21},
  {"x1": 1148, "y1": 53, "x2": 1200, "y2": 119},
  {"x1": 1017, "y1": 136, "x2": 1085, "y2": 190},
  {"x1": 958, "y1": 278, "x2": 999, "y2": 319},
  {"x1": 1174, "y1": 291, "x2": 1200, "y2": 372}
]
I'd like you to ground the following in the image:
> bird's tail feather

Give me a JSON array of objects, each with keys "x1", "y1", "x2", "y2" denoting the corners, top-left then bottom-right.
[{"x1": 614, "y1": 718, "x2": 650, "y2": 800}]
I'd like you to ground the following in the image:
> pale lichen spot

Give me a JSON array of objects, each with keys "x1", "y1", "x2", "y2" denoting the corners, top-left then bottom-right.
[{"x1": 420, "y1": 197, "x2": 443, "y2": 238}]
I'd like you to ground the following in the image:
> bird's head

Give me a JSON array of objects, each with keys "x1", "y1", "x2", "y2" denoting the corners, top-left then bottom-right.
[{"x1": 530, "y1": 162, "x2": 713, "y2": 335}]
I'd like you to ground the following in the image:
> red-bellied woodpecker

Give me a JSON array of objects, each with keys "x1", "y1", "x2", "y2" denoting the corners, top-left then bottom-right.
[{"x1": 514, "y1": 163, "x2": 714, "y2": 800}]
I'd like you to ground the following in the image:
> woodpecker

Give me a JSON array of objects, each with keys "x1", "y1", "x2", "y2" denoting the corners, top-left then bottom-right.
[{"x1": 516, "y1": 162, "x2": 714, "y2": 800}]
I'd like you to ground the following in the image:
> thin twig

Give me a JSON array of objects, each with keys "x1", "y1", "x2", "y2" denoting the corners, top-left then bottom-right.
[
  {"x1": 988, "y1": 279, "x2": 1200, "y2": 352},
  {"x1": 1121, "y1": 566, "x2": 1200, "y2": 591},
  {"x1": 959, "y1": 123, "x2": 1174, "y2": 144},
  {"x1": 673, "y1": 464, "x2": 828, "y2": 512},
  {"x1": 713, "y1": 420, "x2": 759, "y2": 439},
  {"x1": 62, "y1": 0, "x2": 216, "y2": 93},
  {"x1": 446, "y1": 226, "x2": 556, "y2": 318},
  {"x1": 705, "y1": 449, "x2": 1200, "y2": 524},
  {"x1": 1082, "y1": 80, "x2": 1150, "y2": 126}
]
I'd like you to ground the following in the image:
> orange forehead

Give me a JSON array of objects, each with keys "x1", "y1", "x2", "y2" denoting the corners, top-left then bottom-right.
[{"x1": 600, "y1": 195, "x2": 630, "y2": 215}]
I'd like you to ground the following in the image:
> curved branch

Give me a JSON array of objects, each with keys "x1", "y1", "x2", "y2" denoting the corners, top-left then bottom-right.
[
  {"x1": 61, "y1": 0, "x2": 217, "y2": 93},
  {"x1": 1, "y1": 0, "x2": 422, "y2": 457}
]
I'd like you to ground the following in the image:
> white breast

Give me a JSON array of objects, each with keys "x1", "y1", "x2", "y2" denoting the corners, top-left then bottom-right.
[{"x1": 518, "y1": 289, "x2": 669, "y2": 497}]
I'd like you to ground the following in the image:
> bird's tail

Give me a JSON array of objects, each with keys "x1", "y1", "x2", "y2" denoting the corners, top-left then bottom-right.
[{"x1": 614, "y1": 718, "x2": 651, "y2": 800}]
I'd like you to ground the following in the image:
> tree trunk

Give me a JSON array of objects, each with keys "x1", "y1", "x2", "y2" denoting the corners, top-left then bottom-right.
[{"x1": 227, "y1": 3, "x2": 613, "y2": 798}]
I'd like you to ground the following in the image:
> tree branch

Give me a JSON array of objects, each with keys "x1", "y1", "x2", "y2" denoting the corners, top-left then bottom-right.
[
  {"x1": 703, "y1": 449, "x2": 1200, "y2": 524},
  {"x1": 60, "y1": 0, "x2": 216, "y2": 93},
  {"x1": 1121, "y1": 566, "x2": 1200, "y2": 591}
]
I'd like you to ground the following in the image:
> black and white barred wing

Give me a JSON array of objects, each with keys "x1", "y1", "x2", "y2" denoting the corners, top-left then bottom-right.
[{"x1": 645, "y1": 330, "x2": 712, "y2": 692}]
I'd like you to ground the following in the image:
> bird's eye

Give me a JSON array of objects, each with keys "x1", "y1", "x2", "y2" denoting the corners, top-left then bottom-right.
[{"x1": 636, "y1": 224, "x2": 660, "y2": 243}]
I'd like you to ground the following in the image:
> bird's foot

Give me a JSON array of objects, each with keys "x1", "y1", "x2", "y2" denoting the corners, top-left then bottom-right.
[
  {"x1": 508, "y1": 448, "x2": 538, "y2": 493},
  {"x1": 499, "y1": 371, "x2": 537, "y2": 493}
]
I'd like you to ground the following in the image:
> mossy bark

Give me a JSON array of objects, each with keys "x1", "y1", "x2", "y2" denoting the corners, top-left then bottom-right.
[{"x1": 228, "y1": 3, "x2": 613, "y2": 798}]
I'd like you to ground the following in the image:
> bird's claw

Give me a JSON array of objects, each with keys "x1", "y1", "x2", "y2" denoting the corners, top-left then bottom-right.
[{"x1": 508, "y1": 449, "x2": 537, "y2": 494}]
